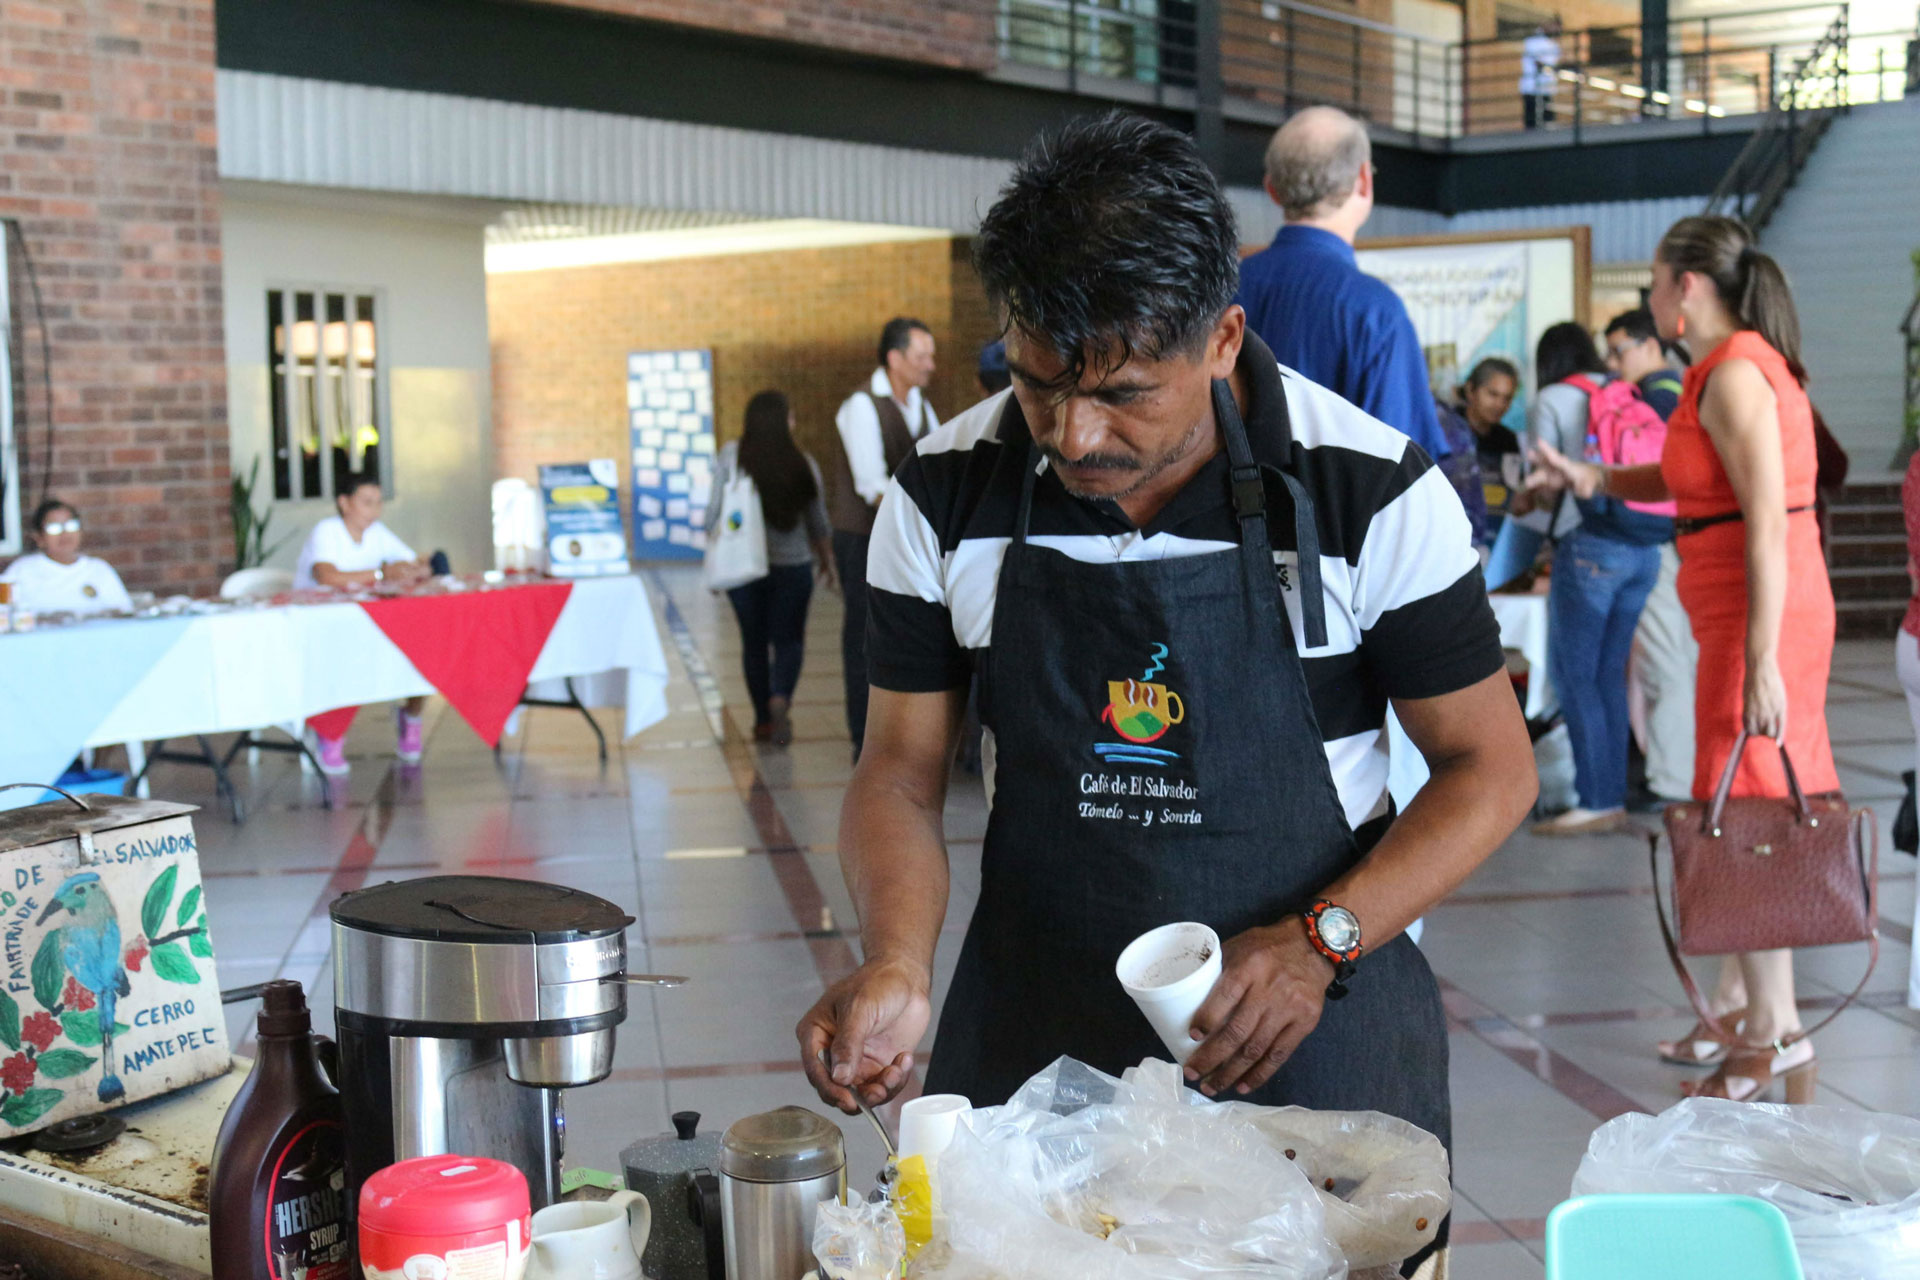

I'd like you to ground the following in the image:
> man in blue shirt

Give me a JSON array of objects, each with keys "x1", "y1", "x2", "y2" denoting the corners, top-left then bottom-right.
[{"x1": 1236, "y1": 106, "x2": 1449, "y2": 461}]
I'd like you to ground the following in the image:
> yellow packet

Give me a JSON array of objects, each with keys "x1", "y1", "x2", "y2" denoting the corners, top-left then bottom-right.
[{"x1": 890, "y1": 1153, "x2": 935, "y2": 1261}]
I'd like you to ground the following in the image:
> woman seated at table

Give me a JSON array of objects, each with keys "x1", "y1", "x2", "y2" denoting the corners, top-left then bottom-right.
[
  {"x1": 294, "y1": 474, "x2": 431, "y2": 774},
  {"x1": 1, "y1": 498, "x2": 134, "y2": 615}
]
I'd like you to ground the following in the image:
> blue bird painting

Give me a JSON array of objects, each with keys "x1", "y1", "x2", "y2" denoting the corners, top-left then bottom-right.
[{"x1": 36, "y1": 874, "x2": 130, "y2": 1103}]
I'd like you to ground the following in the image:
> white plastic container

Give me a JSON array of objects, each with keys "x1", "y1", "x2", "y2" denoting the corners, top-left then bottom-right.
[
  {"x1": 897, "y1": 1095, "x2": 969, "y2": 1163},
  {"x1": 1115, "y1": 921, "x2": 1223, "y2": 1064}
]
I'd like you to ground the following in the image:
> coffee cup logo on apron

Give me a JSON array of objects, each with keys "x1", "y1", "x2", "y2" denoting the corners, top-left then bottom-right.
[{"x1": 1084, "y1": 643, "x2": 1201, "y2": 828}]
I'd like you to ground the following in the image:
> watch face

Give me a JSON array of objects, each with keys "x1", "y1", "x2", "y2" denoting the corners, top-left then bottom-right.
[{"x1": 1318, "y1": 906, "x2": 1361, "y2": 953}]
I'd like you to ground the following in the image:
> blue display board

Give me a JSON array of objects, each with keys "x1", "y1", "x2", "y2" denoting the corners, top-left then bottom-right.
[
  {"x1": 626, "y1": 349, "x2": 716, "y2": 561},
  {"x1": 539, "y1": 460, "x2": 630, "y2": 577}
]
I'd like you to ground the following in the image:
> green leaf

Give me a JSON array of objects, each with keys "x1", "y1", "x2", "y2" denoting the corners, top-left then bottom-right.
[
  {"x1": 0, "y1": 992, "x2": 19, "y2": 1053},
  {"x1": 60, "y1": 1012, "x2": 98, "y2": 1046},
  {"x1": 31, "y1": 931, "x2": 64, "y2": 1013},
  {"x1": 148, "y1": 942, "x2": 198, "y2": 985},
  {"x1": 176, "y1": 885, "x2": 201, "y2": 929},
  {"x1": 33, "y1": 1049, "x2": 94, "y2": 1080},
  {"x1": 0, "y1": 1088, "x2": 65, "y2": 1128},
  {"x1": 188, "y1": 928, "x2": 213, "y2": 959},
  {"x1": 141, "y1": 865, "x2": 178, "y2": 940}
]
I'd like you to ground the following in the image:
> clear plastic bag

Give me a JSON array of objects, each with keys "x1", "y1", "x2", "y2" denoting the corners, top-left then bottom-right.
[
  {"x1": 1573, "y1": 1098, "x2": 1920, "y2": 1279},
  {"x1": 813, "y1": 1195, "x2": 908, "y2": 1280},
  {"x1": 911, "y1": 1057, "x2": 1451, "y2": 1280}
]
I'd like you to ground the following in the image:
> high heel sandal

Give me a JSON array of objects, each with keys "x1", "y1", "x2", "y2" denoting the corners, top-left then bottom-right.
[
  {"x1": 1680, "y1": 1036, "x2": 1818, "y2": 1104},
  {"x1": 1656, "y1": 1009, "x2": 1748, "y2": 1068}
]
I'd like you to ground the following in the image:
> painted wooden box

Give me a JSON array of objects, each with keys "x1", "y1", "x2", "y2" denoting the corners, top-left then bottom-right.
[{"x1": 0, "y1": 793, "x2": 228, "y2": 1135}]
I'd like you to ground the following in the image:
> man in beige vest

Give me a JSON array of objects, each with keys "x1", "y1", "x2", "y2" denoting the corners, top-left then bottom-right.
[{"x1": 830, "y1": 317, "x2": 938, "y2": 758}]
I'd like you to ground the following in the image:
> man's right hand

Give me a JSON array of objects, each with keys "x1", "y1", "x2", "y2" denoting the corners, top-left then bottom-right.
[{"x1": 796, "y1": 955, "x2": 932, "y2": 1114}]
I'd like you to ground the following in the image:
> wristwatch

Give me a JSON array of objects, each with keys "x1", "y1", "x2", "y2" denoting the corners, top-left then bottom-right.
[
  {"x1": 373, "y1": 566, "x2": 386, "y2": 584},
  {"x1": 1302, "y1": 899, "x2": 1363, "y2": 1001}
]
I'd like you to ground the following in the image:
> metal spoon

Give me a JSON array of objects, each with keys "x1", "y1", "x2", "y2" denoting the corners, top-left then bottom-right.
[
  {"x1": 815, "y1": 1049, "x2": 897, "y2": 1157},
  {"x1": 856, "y1": 1092, "x2": 897, "y2": 1159}
]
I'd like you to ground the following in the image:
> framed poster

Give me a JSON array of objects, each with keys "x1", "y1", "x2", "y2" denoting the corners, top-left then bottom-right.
[
  {"x1": 1356, "y1": 225, "x2": 1591, "y2": 434},
  {"x1": 539, "y1": 460, "x2": 629, "y2": 577},
  {"x1": 626, "y1": 349, "x2": 715, "y2": 561}
]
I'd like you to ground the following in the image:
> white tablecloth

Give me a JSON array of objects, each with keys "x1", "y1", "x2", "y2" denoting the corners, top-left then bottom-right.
[
  {"x1": 84, "y1": 574, "x2": 671, "y2": 748},
  {"x1": 1488, "y1": 591, "x2": 1553, "y2": 720},
  {"x1": 1387, "y1": 590, "x2": 1554, "y2": 812}
]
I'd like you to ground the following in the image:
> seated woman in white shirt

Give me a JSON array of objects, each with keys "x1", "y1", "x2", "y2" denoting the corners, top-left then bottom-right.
[
  {"x1": 1, "y1": 498, "x2": 134, "y2": 616},
  {"x1": 293, "y1": 474, "x2": 431, "y2": 774}
]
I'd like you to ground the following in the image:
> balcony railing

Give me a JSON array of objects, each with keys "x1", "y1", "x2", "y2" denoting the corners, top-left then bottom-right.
[{"x1": 995, "y1": 0, "x2": 1915, "y2": 142}]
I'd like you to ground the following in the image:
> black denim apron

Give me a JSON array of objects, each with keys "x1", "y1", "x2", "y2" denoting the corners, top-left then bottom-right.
[{"x1": 924, "y1": 378, "x2": 1451, "y2": 1153}]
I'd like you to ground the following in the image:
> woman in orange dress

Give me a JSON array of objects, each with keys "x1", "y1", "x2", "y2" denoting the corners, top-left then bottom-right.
[{"x1": 1531, "y1": 214, "x2": 1835, "y2": 1103}]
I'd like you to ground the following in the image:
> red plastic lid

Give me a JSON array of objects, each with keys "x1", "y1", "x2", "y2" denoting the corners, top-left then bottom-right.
[{"x1": 358, "y1": 1155, "x2": 529, "y2": 1237}]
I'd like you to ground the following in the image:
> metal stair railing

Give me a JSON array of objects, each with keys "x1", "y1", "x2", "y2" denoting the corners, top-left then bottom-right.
[{"x1": 1706, "y1": 6, "x2": 1851, "y2": 232}]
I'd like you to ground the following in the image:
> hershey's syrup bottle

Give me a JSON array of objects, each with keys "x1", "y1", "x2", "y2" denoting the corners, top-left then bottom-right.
[{"x1": 209, "y1": 980, "x2": 352, "y2": 1280}]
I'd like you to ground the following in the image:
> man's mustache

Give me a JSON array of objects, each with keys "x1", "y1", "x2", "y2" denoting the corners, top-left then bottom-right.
[{"x1": 1042, "y1": 448, "x2": 1139, "y2": 473}]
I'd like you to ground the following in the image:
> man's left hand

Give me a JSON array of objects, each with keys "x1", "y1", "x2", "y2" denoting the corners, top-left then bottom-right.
[{"x1": 1182, "y1": 920, "x2": 1335, "y2": 1097}]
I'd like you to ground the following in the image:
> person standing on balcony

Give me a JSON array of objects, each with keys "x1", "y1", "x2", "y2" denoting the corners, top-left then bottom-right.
[
  {"x1": 828, "y1": 317, "x2": 939, "y2": 761},
  {"x1": 1520, "y1": 18, "x2": 1563, "y2": 129},
  {"x1": 1236, "y1": 106, "x2": 1451, "y2": 464}
]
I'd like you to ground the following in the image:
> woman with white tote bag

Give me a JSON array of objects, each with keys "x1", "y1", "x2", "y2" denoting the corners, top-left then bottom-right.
[{"x1": 704, "y1": 390, "x2": 837, "y2": 745}]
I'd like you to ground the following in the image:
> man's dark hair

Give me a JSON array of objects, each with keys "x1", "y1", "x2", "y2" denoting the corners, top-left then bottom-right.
[
  {"x1": 1604, "y1": 307, "x2": 1660, "y2": 347},
  {"x1": 30, "y1": 497, "x2": 74, "y2": 532},
  {"x1": 972, "y1": 112, "x2": 1240, "y2": 394},
  {"x1": 337, "y1": 473, "x2": 381, "y2": 502},
  {"x1": 877, "y1": 317, "x2": 931, "y2": 370}
]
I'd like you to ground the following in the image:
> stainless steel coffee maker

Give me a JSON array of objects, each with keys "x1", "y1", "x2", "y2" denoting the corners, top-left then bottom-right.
[{"x1": 332, "y1": 875, "x2": 653, "y2": 1209}]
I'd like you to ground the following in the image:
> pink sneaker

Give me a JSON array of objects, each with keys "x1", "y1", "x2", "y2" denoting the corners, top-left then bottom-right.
[
  {"x1": 397, "y1": 712, "x2": 424, "y2": 763},
  {"x1": 315, "y1": 734, "x2": 350, "y2": 776}
]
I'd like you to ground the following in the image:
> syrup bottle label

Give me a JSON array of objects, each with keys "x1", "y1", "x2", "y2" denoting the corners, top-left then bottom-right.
[{"x1": 265, "y1": 1118, "x2": 350, "y2": 1280}]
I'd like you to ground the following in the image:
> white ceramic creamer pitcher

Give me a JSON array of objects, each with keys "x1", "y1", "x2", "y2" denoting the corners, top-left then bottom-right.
[{"x1": 527, "y1": 1190, "x2": 652, "y2": 1280}]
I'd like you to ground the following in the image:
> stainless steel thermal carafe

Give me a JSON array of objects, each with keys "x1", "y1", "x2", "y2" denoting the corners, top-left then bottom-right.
[{"x1": 718, "y1": 1106, "x2": 846, "y2": 1280}]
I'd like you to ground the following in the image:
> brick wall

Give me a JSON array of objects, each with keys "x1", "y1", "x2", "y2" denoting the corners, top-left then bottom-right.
[
  {"x1": 530, "y1": 0, "x2": 999, "y2": 71},
  {"x1": 490, "y1": 237, "x2": 1000, "y2": 514},
  {"x1": 0, "y1": 0, "x2": 228, "y2": 593}
]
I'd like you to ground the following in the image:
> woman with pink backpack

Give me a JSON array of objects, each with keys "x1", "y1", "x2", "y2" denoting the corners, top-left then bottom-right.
[{"x1": 1516, "y1": 321, "x2": 1675, "y2": 835}]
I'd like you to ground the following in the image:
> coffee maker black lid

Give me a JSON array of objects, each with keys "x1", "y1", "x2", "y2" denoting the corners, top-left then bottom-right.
[{"x1": 331, "y1": 876, "x2": 634, "y2": 944}]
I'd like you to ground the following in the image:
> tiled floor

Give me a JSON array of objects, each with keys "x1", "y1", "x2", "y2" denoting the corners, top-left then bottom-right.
[{"x1": 169, "y1": 567, "x2": 1918, "y2": 1279}]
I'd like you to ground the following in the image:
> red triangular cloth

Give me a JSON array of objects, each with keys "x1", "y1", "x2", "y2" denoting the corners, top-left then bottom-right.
[{"x1": 354, "y1": 582, "x2": 574, "y2": 746}]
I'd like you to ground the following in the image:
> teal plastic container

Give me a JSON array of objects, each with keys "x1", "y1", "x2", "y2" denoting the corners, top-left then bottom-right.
[{"x1": 1546, "y1": 1194, "x2": 1804, "y2": 1280}]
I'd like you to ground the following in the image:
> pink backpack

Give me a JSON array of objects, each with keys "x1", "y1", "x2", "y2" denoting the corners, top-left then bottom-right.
[{"x1": 1565, "y1": 374, "x2": 1676, "y2": 517}]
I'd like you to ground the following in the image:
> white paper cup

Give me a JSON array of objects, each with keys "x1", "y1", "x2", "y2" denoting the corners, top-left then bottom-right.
[
  {"x1": 897, "y1": 1094, "x2": 970, "y2": 1162},
  {"x1": 1115, "y1": 922, "x2": 1223, "y2": 1064}
]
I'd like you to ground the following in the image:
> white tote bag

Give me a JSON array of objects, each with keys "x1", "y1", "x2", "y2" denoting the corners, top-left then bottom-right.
[{"x1": 703, "y1": 466, "x2": 769, "y2": 591}]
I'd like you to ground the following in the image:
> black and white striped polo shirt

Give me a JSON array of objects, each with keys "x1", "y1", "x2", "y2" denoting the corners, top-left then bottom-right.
[{"x1": 865, "y1": 332, "x2": 1505, "y2": 832}]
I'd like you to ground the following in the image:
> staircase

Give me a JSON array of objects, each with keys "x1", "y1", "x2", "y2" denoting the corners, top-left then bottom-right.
[
  {"x1": 1761, "y1": 97, "x2": 1920, "y2": 471},
  {"x1": 1829, "y1": 477, "x2": 1908, "y2": 637}
]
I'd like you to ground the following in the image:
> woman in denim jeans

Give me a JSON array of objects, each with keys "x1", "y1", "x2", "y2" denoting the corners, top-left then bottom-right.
[
  {"x1": 1519, "y1": 323, "x2": 1663, "y2": 835},
  {"x1": 706, "y1": 391, "x2": 838, "y2": 745}
]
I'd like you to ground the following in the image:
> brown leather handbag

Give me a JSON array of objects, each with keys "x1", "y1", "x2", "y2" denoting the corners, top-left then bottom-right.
[{"x1": 1652, "y1": 731, "x2": 1880, "y2": 1047}]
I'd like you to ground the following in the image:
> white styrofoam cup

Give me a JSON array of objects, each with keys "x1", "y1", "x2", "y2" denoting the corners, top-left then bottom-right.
[
  {"x1": 897, "y1": 1093, "x2": 970, "y2": 1162},
  {"x1": 1114, "y1": 921, "x2": 1223, "y2": 1064}
]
